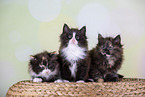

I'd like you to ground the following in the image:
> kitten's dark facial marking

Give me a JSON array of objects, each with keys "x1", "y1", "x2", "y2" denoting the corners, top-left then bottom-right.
[
  {"x1": 30, "y1": 52, "x2": 57, "y2": 73},
  {"x1": 98, "y1": 34, "x2": 123, "y2": 57},
  {"x1": 60, "y1": 24, "x2": 87, "y2": 48},
  {"x1": 100, "y1": 41, "x2": 113, "y2": 55},
  {"x1": 89, "y1": 34, "x2": 123, "y2": 82}
]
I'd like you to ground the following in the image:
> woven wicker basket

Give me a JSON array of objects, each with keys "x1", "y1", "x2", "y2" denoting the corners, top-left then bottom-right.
[{"x1": 6, "y1": 78, "x2": 145, "y2": 97}]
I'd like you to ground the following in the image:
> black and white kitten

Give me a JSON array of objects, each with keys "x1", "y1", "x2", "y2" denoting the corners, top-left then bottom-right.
[
  {"x1": 59, "y1": 24, "x2": 90, "y2": 82},
  {"x1": 89, "y1": 34, "x2": 123, "y2": 82},
  {"x1": 29, "y1": 51, "x2": 61, "y2": 82}
]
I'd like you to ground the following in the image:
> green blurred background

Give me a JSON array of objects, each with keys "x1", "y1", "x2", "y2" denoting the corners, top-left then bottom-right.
[{"x1": 0, "y1": 0, "x2": 145, "y2": 96}]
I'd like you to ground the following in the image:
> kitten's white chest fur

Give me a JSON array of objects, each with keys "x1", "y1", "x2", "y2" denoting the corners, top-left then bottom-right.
[
  {"x1": 69, "y1": 61, "x2": 77, "y2": 78},
  {"x1": 62, "y1": 33, "x2": 86, "y2": 62},
  {"x1": 61, "y1": 33, "x2": 86, "y2": 78},
  {"x1": 29, "y1": 68, "x2": 57, "y2": 81},
  {"x1": 62, "y1": 43, "x2": 86, "y2": 62},
  {"x1": 106, "y1": 54, "x2": 116, "y2": 67}
]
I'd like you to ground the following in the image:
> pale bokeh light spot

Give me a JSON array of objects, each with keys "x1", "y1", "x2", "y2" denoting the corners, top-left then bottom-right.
[
  {"x1": 0, "y1": 61, "x2": 15, "y2": 80},
  {"x1": 38, "y1": 14, "x2": 76, "y2": 51},
  {"x1": 28, "y1": 0, "x2": 61, "y2": 22},
  {"x1": 111, "y1": 8, "x2": 144, "y2": 49},
  {"x1": 64, "y1": 0, "x2": 72, "y2": 4},
  {"x1": 15, "y1": 45, "x2": 33, "y2": 62},
  {"x1": 0, "y1": 61, "x2": 15, "y2": 97},
  {"x1": 77, "y1": 3, "x2": 121, "y2": 49}
]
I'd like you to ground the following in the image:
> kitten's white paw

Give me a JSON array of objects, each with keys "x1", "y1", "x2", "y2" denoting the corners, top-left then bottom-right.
[
  {"x1": 54, "y1": 79, "x2": 63, "y2": 83},
  {"x1": 87, "y1": 79, "x2": 94, "y2": 82},
  {"x1": 63, "y1": 80, "x2": 70, "y2": 83},
  {"x1": 76, "y1": 80, "x2": 85, "y2": 83},
  {"x1": 33, "y1": 78, "x2": 42, "y2": 82}
]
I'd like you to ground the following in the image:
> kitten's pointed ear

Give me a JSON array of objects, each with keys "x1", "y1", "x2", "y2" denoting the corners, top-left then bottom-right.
[
  {"x1": 98, "y1": 34, "x2": 103, "y2": 39},
  {"x1": 98, "y1": 34, "x2": 103, "y2": 43},
  {"x1": 52, "y1": 51, "x2": 57, "y2": 54},
  {"x1": 30, "y1": 55, "x2": 36, "y2": 60},
  {"x1": 63, "y1": 24, "x2": 70, "y2": 33},
  {"x1": 114, "y1": 35, "x2": 121, "y2": 44},
  {"x1": 80, "y1": 26, "x2": 86, "y2": 33},
  {"x1": 80, "y1": 26, "x2": 86, "y2": 37},
  {"x1": 50, "y1": 51, "x2": 58, "y2": 60}
]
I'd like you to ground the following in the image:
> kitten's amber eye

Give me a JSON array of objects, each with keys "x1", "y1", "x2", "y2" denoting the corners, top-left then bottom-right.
[
  {"x1": 39, "y1": 64, "x2": 45, "y2": 68},
  {"x1": 109, "y1": 46, "x2": 113, "y2": 50},
  {"x1": 76, "y1": 36, "x2": 79, "y2": 40},
  {"x1": 68, "y1": 35, "x2": 72, "y2": 39},
  {"x1": 48, "y1": 64, "x2": 55, "y2": 70}
]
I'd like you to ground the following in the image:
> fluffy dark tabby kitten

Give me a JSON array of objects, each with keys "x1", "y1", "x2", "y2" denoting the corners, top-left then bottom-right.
[
  {"x1": 59, "y1": 24, "x2": 90, "y2": 82},
  {"x1": 29, "y1": 51, "x2": 61, "y2": 82},
  {"x1": 89, "y1": 34, "x2": 123, "y2": 82}
]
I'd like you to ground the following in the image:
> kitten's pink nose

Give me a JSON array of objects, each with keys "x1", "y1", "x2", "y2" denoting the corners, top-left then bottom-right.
[{"x1": 72, "y1": 38, "x2": 76, "y2": 43}]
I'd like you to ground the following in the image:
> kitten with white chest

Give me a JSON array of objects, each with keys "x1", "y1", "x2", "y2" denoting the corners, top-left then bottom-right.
[
  {"x1": 59, "y1": 24, "x2": 90, "y2": 82},
  {"x1": 89, "y1": 34, "x2": 124, "y2": 82},
  {"x1": 29, "y1": 51, "x2": 61, "y2": 82}
]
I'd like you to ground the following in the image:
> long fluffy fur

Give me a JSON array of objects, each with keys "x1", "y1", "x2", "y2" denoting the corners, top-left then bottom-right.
[
  {"x1": 59, "y1": 24, "x2": 90, "y2": 82},
  {"x1": 89, "y1": 34, "x2": 123, "y2": 82},
  {"x1": 29, "y1": 51, "x2": 61, "y2": 82}
]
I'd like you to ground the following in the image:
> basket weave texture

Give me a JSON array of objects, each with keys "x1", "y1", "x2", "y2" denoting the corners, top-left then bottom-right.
[{"x1": 6, "y1": 78, "x2": 145, "y2": 97}]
